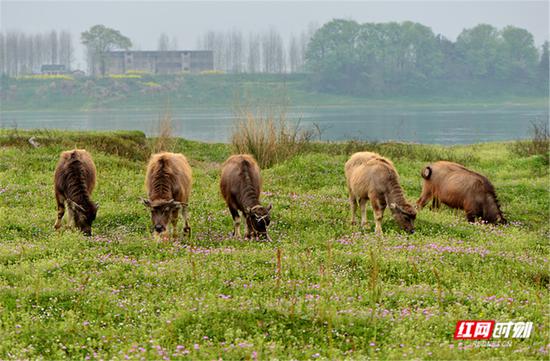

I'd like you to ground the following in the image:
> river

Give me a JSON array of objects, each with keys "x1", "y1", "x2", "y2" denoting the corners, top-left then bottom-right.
[{"x1": 1, "y1": 104, "x2": 547, "y2": 144}]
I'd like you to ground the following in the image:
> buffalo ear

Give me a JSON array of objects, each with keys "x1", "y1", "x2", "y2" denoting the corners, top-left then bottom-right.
[
  {"x1": 141, "y1": 198, "x2": 151, "y2": 208},
  {"x1": 266, "y1": 203, "x2": 273, "y2": 213}
]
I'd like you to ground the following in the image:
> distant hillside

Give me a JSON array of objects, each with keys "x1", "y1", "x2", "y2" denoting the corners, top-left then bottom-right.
[{"x1": 0, "y1": 73, "x2": 547, "y2": 112}]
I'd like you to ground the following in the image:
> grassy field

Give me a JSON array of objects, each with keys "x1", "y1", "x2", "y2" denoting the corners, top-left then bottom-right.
[
  {"x1": 1, "y1": 74, "x2": 548, "y2": 111},
  {"x1": 0, "y1": 130, "x2": 548, "y2": 359}
]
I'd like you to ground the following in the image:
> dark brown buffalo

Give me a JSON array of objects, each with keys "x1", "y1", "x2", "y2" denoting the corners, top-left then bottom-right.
[
  {"x1": 345, "y1": 151, "x2": 416, "y2": 234},
  {"x1": 416, "y1": 161, "x2": 506, "y2": 224},
  {"x1": 143, "y1": 152, "x2": 192, "y2": 239},
  {"x1": 220, "y1": 154, "x2": 272, "y2": 240},
  {"x1": 54, "y1": 149, "x2": 98, "y2": 235}
]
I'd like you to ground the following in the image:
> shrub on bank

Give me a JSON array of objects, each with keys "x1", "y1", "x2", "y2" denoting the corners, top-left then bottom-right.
[
  {"x1": 511, "y1": 120, "x2": 550, "y2": 165},
  {"x1": 231, "y1": 107, "x2": 313, "y2": 168}
]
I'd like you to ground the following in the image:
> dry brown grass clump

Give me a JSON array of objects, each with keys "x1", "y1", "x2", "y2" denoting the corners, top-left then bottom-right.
[
  {"x1": 151, "y1": 109, "x2": 176, "y2": 154},
  {"x1": 231, "y1": 106, "x2": 313, "y2": 168}
]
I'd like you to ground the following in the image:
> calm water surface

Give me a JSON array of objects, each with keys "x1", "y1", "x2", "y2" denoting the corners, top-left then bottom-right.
[{"x1": 1, "y1": 105, "x2": 547, "y2": 144}]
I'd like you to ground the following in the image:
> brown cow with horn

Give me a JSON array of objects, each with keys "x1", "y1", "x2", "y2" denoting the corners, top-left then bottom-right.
[
  {"x1": 220, "y1": 154, "x2": 272, "y2": 240},
  {"x1": 345, "y1": 151, "x2": 416, "y2": 234},
  {"x1": 142, "y1": 152, "x2": 192, "y2": 239},
  {"x1": 54, "y1": 149, "x2": 98, "y2": 236},
  {"x1": 416, "y1": 161, "x2": 506, "y2": 224}
]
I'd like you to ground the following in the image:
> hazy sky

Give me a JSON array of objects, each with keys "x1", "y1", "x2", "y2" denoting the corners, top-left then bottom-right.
[{"x1": 2, "y1": 1, "x2": 548, "y2": 70}]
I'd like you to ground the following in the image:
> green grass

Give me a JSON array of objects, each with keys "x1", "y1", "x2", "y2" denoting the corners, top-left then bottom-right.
[
  {"x1": 0, "y1": 130, "x2": 548, "y2": 359},
  {"x1": 1, "y1": 74, "x2": 548, "y2": 111}
]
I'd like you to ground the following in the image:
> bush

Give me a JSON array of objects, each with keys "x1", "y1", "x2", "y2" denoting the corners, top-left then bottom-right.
[
  {"x1": 231, "y1": 106, "x2": 313, "y2": 168},
  {"x1": 511, "y1": 120, "x2": 550, "y2": 164}
]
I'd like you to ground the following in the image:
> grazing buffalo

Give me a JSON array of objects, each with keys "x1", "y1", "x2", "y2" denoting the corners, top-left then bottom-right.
[
  {"x1": 143, "y1": 152, "x2": 192, "y2": 239},
  {"x1": 345, "y1": 151, "x2": 416, "y2": 234},
  {"x1": 416, "y1": 161, "x2": 506, "y2": 224},
  {"x1": 344, "y1": 151, "x2": 395, "y2": 171},
  {"x1": 54, "y1": 149, "x2": 98, "y2": 236},
  {"x1": 220, "y1": 154, "x2": 272, "y2": 240}
]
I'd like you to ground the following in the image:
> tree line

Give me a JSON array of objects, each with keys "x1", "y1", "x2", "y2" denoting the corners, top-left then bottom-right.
[
  {"x1": 1, "y1": 19, "x2": 548, "y2": 98},
  {"x1": 306, "y1": 20, "x2": 549, "y2": 96},
  {"x1": 194, "y1": 24, "x2": 317, "y2": 73},
  {"x1": 0, "y1": 30, "x2": 73, "y2": 77},
  {"x1": 0, "y1": 24, "x2": 317, "y2": 76}
]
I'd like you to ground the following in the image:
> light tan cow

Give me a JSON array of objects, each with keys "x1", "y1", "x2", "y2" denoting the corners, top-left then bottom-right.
[{"x1": 345, "y1": 152, "x2": 416, "y2": 234}]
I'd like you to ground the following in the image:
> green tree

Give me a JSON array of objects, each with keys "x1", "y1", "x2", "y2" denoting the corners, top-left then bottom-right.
[
  {"x1": 437, "y1": 34, "x2": 463, "y2": 80},
  {"x1": 355, "y1": 22, "x2": 387, "y2": 93},
  {"x1": 306, "y1": 20, "x2": 443, "y2": 95},
  {"x1": 305, "y1": 19, "x2": 361, "y2": 93},
  {"x1": 497, "y1": 26, "x2": 538, "y2": 81},
  {"x1": 81, "y1": 25, "x2": 132, "y2": 76},
  {"x1": 385, "y1": 21, "x2": 442, "y2": 91},
  {"x1": 455, "y1": 24, "x2": 500, "y2": 79},
  {"x1": 306, "y1": 20, "x2": 542, "y2": 96}
]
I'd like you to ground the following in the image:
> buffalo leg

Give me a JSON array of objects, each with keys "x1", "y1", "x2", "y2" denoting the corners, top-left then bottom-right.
[
  {"x1": 359, "y1": 198, "x2": 368, "y2": 228},
  {"x1": 349, "y1": 193, "x2": 358, "y2": 225},
  {"x1": 67, "y1": 206, "x2": 76, "y2": 227},
  {"x1": 416, "y1": 188, "x2": 432, "y2": 210},
  {"x1": 182, "y1": 206, "x2": 191, "y2": 236},
  {"x1": 371, "y1": 198, "x2": 386, "y2": 235},
  {"x1": 54, "y1": 192, "x2": 65, "y2": 230},
  {"x1": 229, "y1": 207, "x2": 240, "y2": 238},
  {"x1": 466, "y1": 211, "x2": 476, "y2": 223},
  {"x1": 466, "y1": 201, "x2": 483, "y2": 223},
  {"x1": 244, "y1": 217, "x2": 254, "y2": 239},
  {"x1": 171, "y1": 209, "x2": 179, "y2": 240},
  {"x1": 430, "y1": 197, "x2": 441, "y2": 210}
]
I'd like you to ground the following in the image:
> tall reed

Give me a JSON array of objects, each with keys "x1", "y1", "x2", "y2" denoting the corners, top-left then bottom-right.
[
  {"x1": 151, "y1": 108, "x2": 176, "y2": 154},
  {"x1": 231, "y1": 104, "x2": 313, "y2": 168}
]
